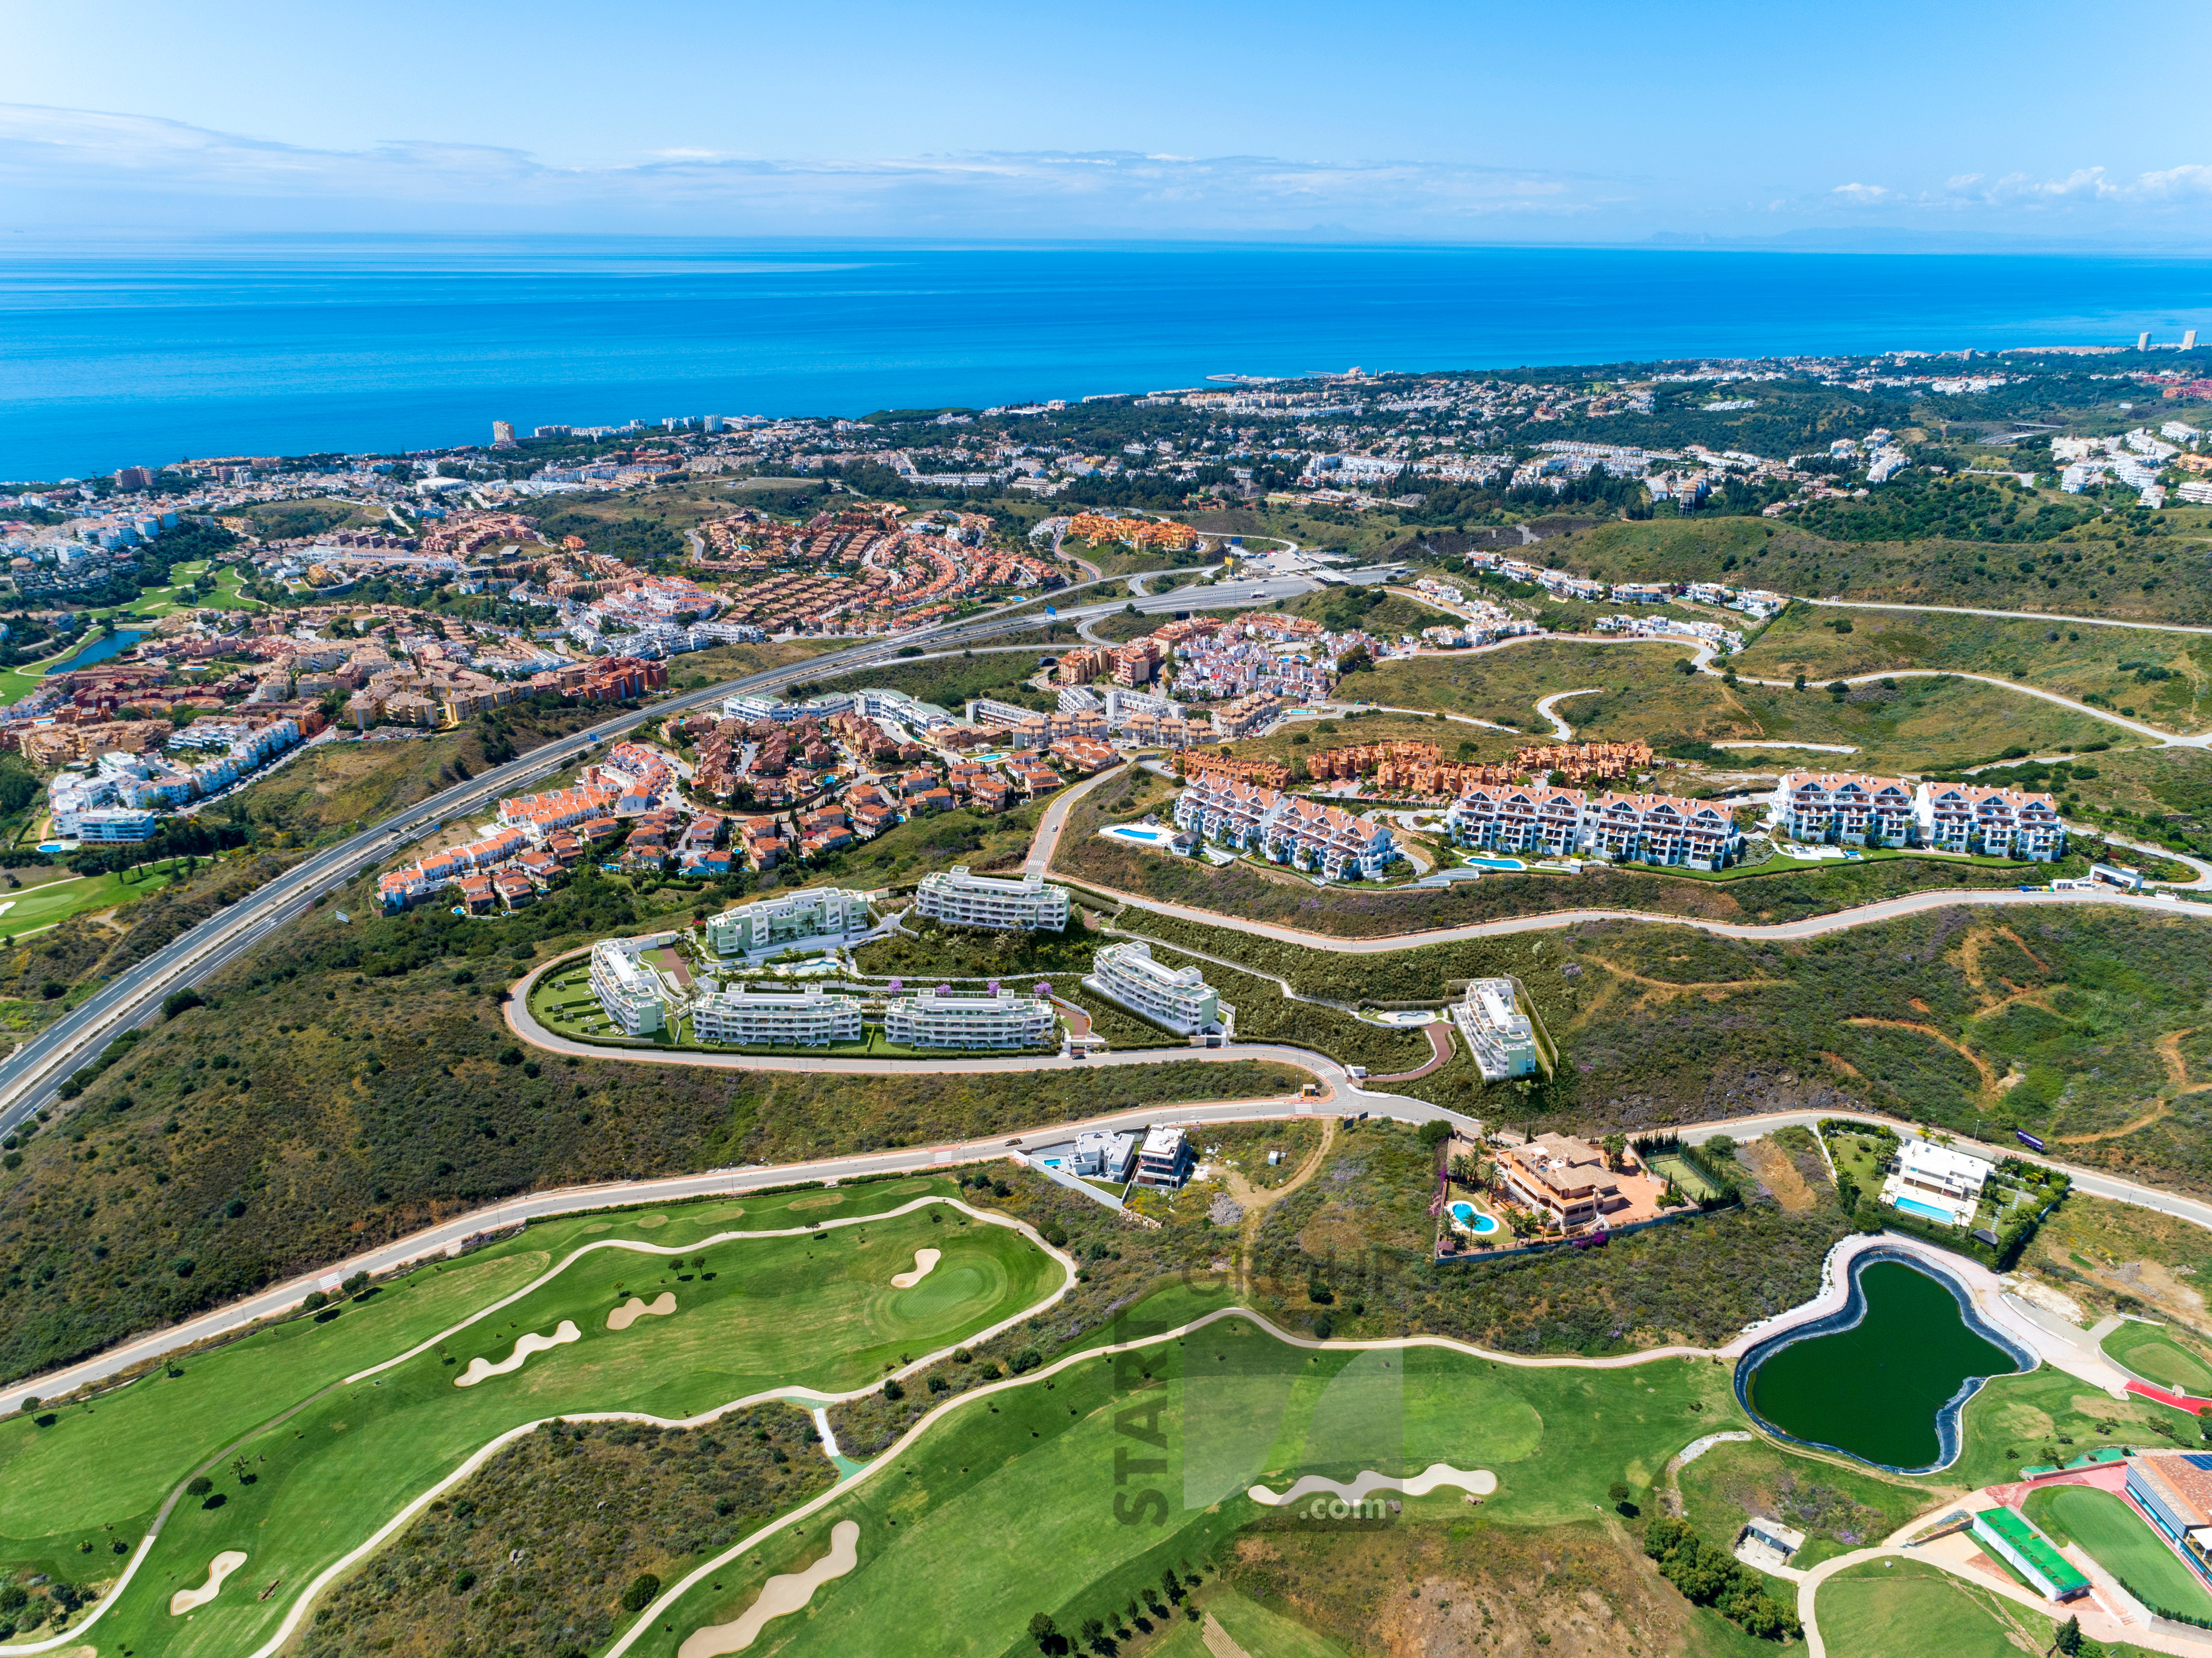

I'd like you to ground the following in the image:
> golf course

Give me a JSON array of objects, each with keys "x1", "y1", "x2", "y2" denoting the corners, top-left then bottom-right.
[{"x1": 0, "y1": 1180, "x2": 1059, "y2": 1657}]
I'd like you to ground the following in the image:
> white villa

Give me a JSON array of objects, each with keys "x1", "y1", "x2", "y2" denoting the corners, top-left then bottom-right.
[
  {"x1": 691, "y1": 984, "x2": 863, "y2": 1048},
  {"x1": 705, "y1": 888, "x2": 873, "y2": 958},
  {"x1": 1067, "y1": 1129, "x2": 1139, "y2": 1182},
  {"x1": 589, "y1": 938, "x2": 666, "y2": 1036},
  {"x1": 1456, "y1": 978, "x2": 1540, "y2": 1080},
  {"x1": 915, "y1": 867, "x2": 1070, "y2": 932},
  {"x1": 1086, "y1": 941, "x2": 1221, "y2": 1036},
  {"x1": 884, "y1": 989, "x2": 1057, "y2": 1050},
  {"x1": 1880, "y1": 1139, "x2": 1995, "y2": 1228}
]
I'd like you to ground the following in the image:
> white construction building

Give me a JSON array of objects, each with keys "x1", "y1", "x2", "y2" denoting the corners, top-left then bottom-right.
[
  {"x1": 589, "y1": 939, "x2": 667, "y2": 1036},
  {"x1": 705, "y1": 888, "x2": 873, "y2": 958},
  {"x1": 691, "y1": 984, "x2": 862, "y2": 1048},
  {"x1": 1455, "y1": 978, "x2": 1540, "y2": 1080},
  {"x1": 884, "y1": 989, "x2": 1057, "y2": 1050},
  {"x1": 914, "y1": 866, "x2": 1071, "y2": 932},
  {"x1": 1085, "y1": 941, "x2": 1221, "y2": 1036}
]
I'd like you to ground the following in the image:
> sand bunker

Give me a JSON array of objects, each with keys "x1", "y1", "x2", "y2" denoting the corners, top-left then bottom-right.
[
  {"x1": 889, "y1": 1249, "x2": 942, "y2": 1289},
  {"x1": 454, "y1": 1321, "x2": 580, "y2": 1387},
  {"x1": 678, "y1": 1520, "x2": 860, "y2": 1658},
  {"x1": 607, "y1": 1292, "x2": 677, "y2": 1331},
  {"x1": 1248, "y1": 1464, "x2": 1496, "y2": 1508},
  {"x1": 170, "y1": 1550, "x2": 248, "y2": 1615}
]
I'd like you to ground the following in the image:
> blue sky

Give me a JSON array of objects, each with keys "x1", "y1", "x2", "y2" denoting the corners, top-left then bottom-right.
[{"x1": 4, "y1": 0, "x2": 2208, "y2": 244}]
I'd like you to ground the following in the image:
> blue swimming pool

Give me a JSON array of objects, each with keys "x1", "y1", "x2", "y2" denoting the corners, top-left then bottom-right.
[
  {"x1": 1463, "y1": 856, "x2": 1524, "y2": 870},
  {"x1": 1892, "y1": 1196, "x2": 1957, "y2": 1224},
  {"x1": 1449, "y1": 1201, "x2": 1500, "y2": 1235},
  {"x1": 1101, "y1": 824, "x2": 1173, "y2": 846}
]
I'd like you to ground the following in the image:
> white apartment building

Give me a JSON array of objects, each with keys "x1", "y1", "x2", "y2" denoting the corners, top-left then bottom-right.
[
  {"x1": 1086, "y1": 941, "x2": 1220, "y2": 1035},
  {"x1": 1455, "y1": 978, "x2": 1539, "y2": 1080},
  {"x1": 589, "y1": 939, "x2": 666, "y2": 1036},
  {"x1": 1066, "y1": 1129, "x2": 1139, "y2": 1181},
  {"x1": 705, "y1": 888, "x2": 872, "y2": 957},
  {"x1": 1581, "y1": 792, "x2": 1743, "y2": 870},
  {"x1": 1918, "y1": 783, "x2": 2066, "y2": 861},
  {"x1": 915, "y1": 866, "x2": 1070, "y2": 932},
  {"x1": 1775, "y1": 772, "x2": 1920, "y2": 847},
  {"x1": 1173, "y1": 776, "x2": 1398, "y2": 880},
  {"x1": 691, "y1": 984, "x2": 862, "y2": 1048},
  {"x1": 1445, "y1": 784, "x2": 1586, "y2": 858},
  {"x1": 884, "y1": 989, "x2": 1057, "y2": 1050}
]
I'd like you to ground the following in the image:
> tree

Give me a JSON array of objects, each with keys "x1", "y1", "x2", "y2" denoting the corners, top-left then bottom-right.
[
  {"x1": 621, "y1": 1573, "x2": 661, "y2": 1612},
  {"x1": 185, "y1": 1475, "x2": 212, "y2": 1496},
  {"x1": 2053, "y1": 1614, "x2": 2081, "y2": 1655},
  {"x1": 1602, "y1": 1134, "x2": 1627, "y2": 1172},
  {"x1": 1418, "y1": 1118, "x2": 1450, "y2": 1150},
  {"x1": 1028, "y1": 1612, "x2": 1064, "y2": 1653}
]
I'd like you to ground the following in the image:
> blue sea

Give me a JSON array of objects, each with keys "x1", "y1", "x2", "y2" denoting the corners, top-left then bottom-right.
[{"x1": 3, "y1": 239, "x2": 2210, "y2": 482}]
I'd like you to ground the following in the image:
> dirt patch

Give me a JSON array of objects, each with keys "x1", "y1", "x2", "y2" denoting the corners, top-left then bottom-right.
[
  {"x1": 788, "y1": 1193, "x2": 847, "y2": 1212},
  {"x1": 1847, "y1": 1016, "x2": 1997, "y2": 1095},
  {"x1": 1817, "y1": 1051, "x2": 1864, "y2": 1080},
  {"x1": 1739, "y1": 1138, "x2": 1816, "y2": 1213}
]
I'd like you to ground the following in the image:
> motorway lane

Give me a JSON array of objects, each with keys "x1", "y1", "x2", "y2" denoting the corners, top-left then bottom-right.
[{"x1": 0, "y1": 570, "x2": 1317, "y2": 1131}]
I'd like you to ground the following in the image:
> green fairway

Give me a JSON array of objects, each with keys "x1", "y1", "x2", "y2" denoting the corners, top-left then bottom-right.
[
  {"x1": 1814, "y1": 1557, "x2": 2069, "y2": 1658},
  {"x1": 0, "y1": 1179, "x2": 1030, "y2": 1653},
  {"x1": 0, "y1": 867, "x2": 181, "y2": 938},
  {"x1": 2101, "y1": 1321, "x2": 2212, "y2": 1397},
  {"x1": 2024, "y1": 1484, "x2": 2212, "y2": 1620},
  {"x1": 622, "y1": 1309, "x2": 1741, "y2": 1658}
]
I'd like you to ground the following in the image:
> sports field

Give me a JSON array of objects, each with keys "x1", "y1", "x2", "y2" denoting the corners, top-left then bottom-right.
[
  {"x1": 1814, "y1": 1557, "x2": 2073, "y2": 1658},
  {"x1": 0, "y1": 1180, "x2": 1049, "y2": 1657},
  {"x1": 2024, "y1": 1484, "x2": 2212, "y2": 1621},
  {"x1": 2101, "y1": 1320, "x2": 2212, "y2": 1397}
]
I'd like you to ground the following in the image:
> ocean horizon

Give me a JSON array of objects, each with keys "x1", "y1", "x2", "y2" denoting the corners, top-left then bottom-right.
[{"x1": 4, "y1": 237, "x2": 2210, "y2": 482}]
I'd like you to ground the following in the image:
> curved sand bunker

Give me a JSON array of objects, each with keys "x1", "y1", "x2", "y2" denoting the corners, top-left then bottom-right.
[
  {"x1": 607, "y1": 1293, "x2": 677, "y2": 1331},
  {"x1": 454, "y1": 1321, "x2": 580, "y2": 1387},
  {"x1": 170, "y1": 1550, "x2": 248, "y2": 1615},
  {"x1": 1248, "y1": 1464, "x2": 1496, "y2": 1507},
  {"x1": 678, "y1": 1520, "x2": 860, "y2": 1658},
  {"x1": 889, "y1": 1249, "x2": 942, "y2": 1289}
]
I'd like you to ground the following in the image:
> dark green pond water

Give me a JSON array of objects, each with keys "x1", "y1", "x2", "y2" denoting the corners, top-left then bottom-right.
[{"x1": 1745, "y1": 1261, "x2": 2018, "y2": 1469}]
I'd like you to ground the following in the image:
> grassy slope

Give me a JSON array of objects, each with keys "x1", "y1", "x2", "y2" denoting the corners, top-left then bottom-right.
[
  {"x1": 1369, "y1": 639, "x2": 2119, "y2": 768},
  {"x1": 1675, "y1": 1437, "x2": 1934, "y2": 1570},
  {"x1": 1558, "y1": 513, "x2": 2212, "y2": 627},
  {"x1": 1736, "y1": 604, "x2": 2212, "y2": 736}
]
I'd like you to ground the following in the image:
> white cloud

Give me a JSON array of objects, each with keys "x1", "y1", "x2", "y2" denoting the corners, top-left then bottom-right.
[
  {"x1": 1830, "y1": 182, "x2": 1898, "y2": 204},
  {"x1": 0, "y1": 103, "x2": 1623, "y2": 236}
]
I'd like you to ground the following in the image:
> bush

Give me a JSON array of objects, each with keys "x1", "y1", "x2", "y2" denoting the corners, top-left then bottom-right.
[
  {"x1": 162, "y1": 988, "x2": 205, "y2": 1019},
  {"x1": 1643, "y1": 1517, "x2": 1799, "y2": 1639},
  {"x1": 621, "y1": 1573, "x2": 661, "y2": 1613},
  {"x1": 881, "y1": 1379, "x2": 905, "y2": 1402}
]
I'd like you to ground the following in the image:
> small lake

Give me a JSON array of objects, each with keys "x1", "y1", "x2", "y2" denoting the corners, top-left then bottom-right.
[
  {"x1": 44, "y1": 628, "x2": 149, "y2": 674},
  {"x1": 1742, "y1": 1259, "x2": 2027, "y2": 1471}
]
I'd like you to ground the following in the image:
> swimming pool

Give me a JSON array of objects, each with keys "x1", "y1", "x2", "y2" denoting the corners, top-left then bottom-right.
[
  {"x1": 1462, "y1": 856, "x2": 1524, "y2": 871},
  {"x1": 1449, "y1": 1201, "x2": 1499, "y2": 1235},
  {"x1": 1891, "y1": 1196, "x2": 1960, "y2": 1224},
  {"x1": 1101, "y1": 824, "x2": 1174, "y2": 846}
]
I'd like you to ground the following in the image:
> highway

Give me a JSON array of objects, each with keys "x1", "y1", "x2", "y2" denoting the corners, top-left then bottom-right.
[{"x1": 0, "y1": 565, "x2": 1317, "y2": 1135}]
